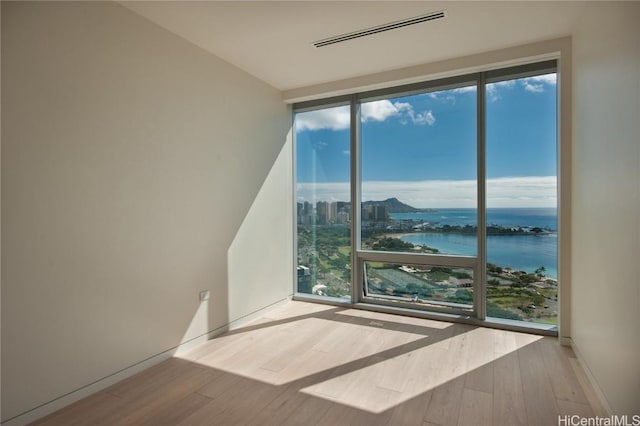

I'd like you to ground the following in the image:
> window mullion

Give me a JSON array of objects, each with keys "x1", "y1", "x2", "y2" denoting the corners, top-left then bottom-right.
[
  {"x1": 350, "y1": 95, "x2": 362, "y2": 304},
  {"x1": 476, "y1": 73, "x2": 487, "y2": 321}
]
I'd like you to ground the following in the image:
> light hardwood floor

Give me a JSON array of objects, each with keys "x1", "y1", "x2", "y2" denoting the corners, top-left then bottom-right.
[{"x1": 32, "y1": 301, "x2": 606, "y2": 426}]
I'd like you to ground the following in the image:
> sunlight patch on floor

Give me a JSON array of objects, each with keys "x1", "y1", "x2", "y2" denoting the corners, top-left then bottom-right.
[
  {"x1": 175, "y1": 301, "x2": 544, "y2": 414},
  {"x1": 179, "y1": 315, "x2": 427, "y2": 386},
  {"x1": 301, "y1": 327, "x2": 543, "y2": 413}
]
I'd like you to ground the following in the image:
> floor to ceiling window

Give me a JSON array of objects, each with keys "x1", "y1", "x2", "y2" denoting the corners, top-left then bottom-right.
[
  {"x1": 295, "y1": 104, "x2": 352, "y2": 300},
  {"x1": 294, "y1": 60, "x2": 558, "y2": 332},
  {"x1": 359, "y1": 85, "x2": 478, "y2": 314},
  {"x1": 485, "y1": 69, "x2": 558, "y2": 326}
]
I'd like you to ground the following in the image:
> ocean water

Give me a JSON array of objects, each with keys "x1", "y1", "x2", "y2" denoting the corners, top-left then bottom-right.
[
  {"x1": 391, "y1": 207, "x2": 557, "y2": 230},
  {"x1": 391, "y1": 208, "x2": 558, "y2": 278}
]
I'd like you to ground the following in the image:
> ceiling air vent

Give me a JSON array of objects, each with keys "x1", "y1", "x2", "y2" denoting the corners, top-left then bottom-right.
[{"x1": 312, "y1": 10, "x2": 447, "y2": 48}]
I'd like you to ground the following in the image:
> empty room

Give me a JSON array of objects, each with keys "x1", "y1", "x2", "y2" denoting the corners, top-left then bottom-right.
[{"x1": 1, "y1": 1, "x2": 639, "y2": 425}]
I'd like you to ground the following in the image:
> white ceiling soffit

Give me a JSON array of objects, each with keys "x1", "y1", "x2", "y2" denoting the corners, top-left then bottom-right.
[{"x1": 120, "y1": 1, "x2": 588, "y2": 92}]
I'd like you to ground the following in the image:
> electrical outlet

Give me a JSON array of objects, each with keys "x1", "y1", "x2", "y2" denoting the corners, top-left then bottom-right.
[{"x1": 199, "y1": 290, "x2": 210, "y2": 301}]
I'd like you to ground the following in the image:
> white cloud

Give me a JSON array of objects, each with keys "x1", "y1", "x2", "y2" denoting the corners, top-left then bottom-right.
[
  {"x1": 296, "y1": 176, "x2": 556, "y2": 208},
  {"x1": 522, "y1": 82, "x2": 544, "y2": 93},
  {"x1": 521, "y1": 73, "x2": 556, "y2": 93},
  {"x1": 451, "y1": 86, "x2": 477, "y2": 94},
  {"x1": 492, "y1": 80, "x2": 517, "y2": 89},
  {"x1": 361, "y1": 100, "x2": 400, "y2": 122},
  {"x1": 296, "y1": 182, "x2": 350, "y2": 204},
  {"x1": 487, "y1": 74, "x2": 556, "y2": 98},
  {"x1": 311, "y1": 140, "x2": 327, "y2": 150},
  {"x1": 527, "y1": 74, "x2": 557, "y2": 85},
  {"x1": 426, "y1": 86, "x2": 474, "y2": 104},
  {"x1": 363, "y1": 100, "x2": 435, "y2": 126},
  {"x1": 486, "y1": 80, "x2": 516, "y2": 102},
  {"x1": 420, "y1": 110, "x2": 436, "y2": 125},
  {"x1": 296, "y1": 100, "x2": 435, "y2": 131},
  {"x1": 296, "y1": 73, "x2": 557, "y2": 131},
  {"x1": 295, "y1": 105, "x2": 350, "y2": 131},
  {"x1": 361, "y1": 179, "x2": 476, "y2": 208},
  {"x1": 392, "y1": 103, "x2": 435, "y2": 125}
]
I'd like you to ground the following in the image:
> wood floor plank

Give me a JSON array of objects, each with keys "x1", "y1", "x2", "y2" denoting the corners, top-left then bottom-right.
[
  {"x1": 280, "y1": 394, "x2": 336, "y2": 426},
  {"x1": 377, "y1": 345, "x2": 422, "y2": 394},
  {"x1": 386, "y1": 389, "x2": 434, "y2": 426},
  {"x1": 557, "y1": 399, "x2": 595, "y2": 417},
  {"x1": 383, "y1": 338, "x2": 447, "y2": 425},
  {"x1": 200, "y1": 323, "x2": 296, "y2": 376},
  {"x1": 304, "y1": 355, "x2": 385, "y2": 402},
  {"x1": 192, "y1": 329, "x2": 268, "y2": 369},
  {"x1": 176, "y1": 398, "x2": 230, "y2": 425},
  {"x1": 273, "y1": 345, "x2": 343, "y2": 385},
  {"x1": 493, "y1": 329, "x2": 518, "y2": 355},
  {"x1": 517, "y1": 339, "x2": 561, "y2": 426},
  {"x1": 568, "y1": 357, "x2": 609, "y2": 417},
  {"x1": 539, "y1": 337, "x2": 589, "y2": 405},
  {"x1": 316, "y1": 401, "x2": 391, "y2": 426},
  {"x1": 176, "y1": 329, "x2": 247, "y2": 363},
  {"x1": 106, "y1": 365, "x2": 218, "y2": 425},
  {"x1": 139, "y1": 392, "x2": 212, "y2": 426},
  {"x1": 456, "y1": 388, "x2": 493, "y2": 426},
  {"x1": 194, "y1": 369, "x2": 244, "y2": 399},
  {"x1": 31, "y1": 392, "x2": 125, "y2": 426},
  {"x1": 246, "y1": 368, "x2": 334, "y2": 426},
  {"x1": 423, "y1": 376, "x2": 466, "y2": 426},
  {"x1": 181, "y1": 375, "x2": 273, "y2": 425},
  {"x1": 106, "y1": 358, "x2": 200, "y2": 398},
  {"x1": 310, "y1": 315, "x2": 364, "y2": 354},
  {"x1": 464, "y1": 327, "x2": 496, "y2": 394},
  {"x1": 201, "y1": 378, "x2": 287, "y2": 425},
  {"x1": 30, "y1": 301, "x2": 607, "y2": 426},
  {"x1": 423, "y1": 325, "x2": 474, "y2": 426},
  {"x1": 493, "y1": 351, "x2": 527, "y2": 426},
  {"x1": 258, "y1": 317, "x2": 329, "y2": 374}
]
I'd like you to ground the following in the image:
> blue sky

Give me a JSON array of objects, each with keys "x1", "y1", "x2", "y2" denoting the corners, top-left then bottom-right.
[{"x1": 295, "y1": 74, "x2": 557, "y2": 208}]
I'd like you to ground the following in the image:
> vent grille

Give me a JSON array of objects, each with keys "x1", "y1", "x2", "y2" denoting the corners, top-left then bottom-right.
[{"x1": 312, "y1": 10, "x2": 446, "y2": 48}]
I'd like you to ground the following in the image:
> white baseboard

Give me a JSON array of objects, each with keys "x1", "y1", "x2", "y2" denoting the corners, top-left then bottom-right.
[
  {"x1": 566, "y1": 337, "x2": 613, "y2": 416},
  {"x1": 1, "y1": 296, "x2": 290, "y2": 426}
]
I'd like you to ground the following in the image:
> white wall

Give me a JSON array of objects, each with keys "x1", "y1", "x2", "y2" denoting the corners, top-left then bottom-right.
[
  {"x1": 1, "y1": 1, "x2": 292, "y2": 422},
  {"x1": 571, "y1": 2, "x2": 640, "y2": 415}
]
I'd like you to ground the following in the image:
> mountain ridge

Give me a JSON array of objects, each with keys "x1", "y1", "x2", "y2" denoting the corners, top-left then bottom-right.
[{"x1": 362, "y1": 197, "x2": 435, "y2": 213}]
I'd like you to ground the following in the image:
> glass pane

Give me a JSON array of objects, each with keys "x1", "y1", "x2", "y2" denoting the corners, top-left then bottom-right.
[
  {"x1": 485, "y1": 73, "x2": 558, "y2": 325},
  {"x1": 360, "y1": 87, "x2": 477, "y2": 256},
  {"x1": 364, "y1": 261, "x2": 473, "y2": 312},
  {"x1": 295, "y1": 105, "x2": 351, "y2": 299}
]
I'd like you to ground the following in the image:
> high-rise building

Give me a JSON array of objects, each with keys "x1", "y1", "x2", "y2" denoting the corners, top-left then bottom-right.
[
  {"x1": 328, "y1": 202, "x2": 338, "y2": 223},
  {"x1": 373, "y1": 205, "x2": 389, "y2": 222},
  {"x1": 336, "y1": 211, "x2": 349, "y2": 224},
  {"x1": 316, "y1": 201, "x2": 329, "y2": 224},
  {"x1": 362, "y1": 204, "x2": 389, "y2": 222}
]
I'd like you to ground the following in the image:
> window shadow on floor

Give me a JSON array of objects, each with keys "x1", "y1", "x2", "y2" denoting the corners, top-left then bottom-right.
[{"x1": 32, "y1": 303, "x2": 600, "y2": 426}]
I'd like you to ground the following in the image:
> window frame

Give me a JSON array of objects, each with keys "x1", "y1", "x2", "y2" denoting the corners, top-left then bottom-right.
[{"x1": 293, "y1": 59, "x2": 561, "y2": 336}]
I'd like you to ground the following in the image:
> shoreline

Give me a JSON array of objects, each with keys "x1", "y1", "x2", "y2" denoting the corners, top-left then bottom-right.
[
  {"x1": 383, "y1": 230, "x2": 557, "y2": 239},
  {"x1": 372, "y1": 231, "x2": 558, "y2": 280}
]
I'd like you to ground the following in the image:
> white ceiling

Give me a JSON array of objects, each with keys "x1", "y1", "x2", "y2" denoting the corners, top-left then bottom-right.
[{"x1": 121, "y1": 1, "x2": 589, "y2": 91}]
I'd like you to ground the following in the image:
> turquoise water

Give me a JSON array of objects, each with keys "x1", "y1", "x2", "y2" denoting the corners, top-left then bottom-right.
[
  {"x1": 391, "y1": 207, "x2": 557, "y2": 231},
  {"x1": 392, "y1": 208, "x2": 558, "y2": 278}
]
